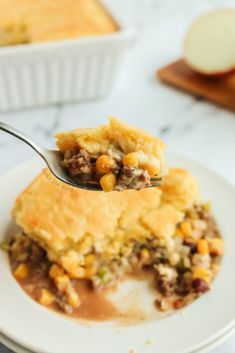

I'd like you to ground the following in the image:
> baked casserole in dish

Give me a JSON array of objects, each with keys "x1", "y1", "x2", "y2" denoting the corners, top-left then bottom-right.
[
  {"x1": 0, "y1": 0, "x2": 118, "y2": 46},
  {"x1": 0, "y1": 0, "x2": 132, "y2": 110}
]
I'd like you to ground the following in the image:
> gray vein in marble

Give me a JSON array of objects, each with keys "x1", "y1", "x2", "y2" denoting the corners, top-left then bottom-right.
[
  {"x1": 179, "y1": 123, "x2": 194, "y2": 134},
  {"x1": 158, "y1": 96, "x2": 198, "y2": 138},
  {"x1": 159, "y1": 125, "x2": 172, "y2": 137},
  {"x1": 176, "y1": 109, "x2": 214, "y2": 137},
  {"x1": 35, "y1": 104, "x2": 62, "y2": 139},
  {"x1": 169, "y1": 95, "x2": 228, "y2": 139},
  {"x1": 201, "y1": 105, "x2": 222, "y2": 118}
]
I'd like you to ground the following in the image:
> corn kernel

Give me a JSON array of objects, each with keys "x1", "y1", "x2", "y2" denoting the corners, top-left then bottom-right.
[
  {"x1": 123, "y1": 153, "x2": 139, "y2": 168},
  {"x1": 168, "y1": 252, "x2": 180, "y2": 266},
  {"x1": 180, "y1": 222, "x2": 192, "y2": 237},
  {"x1": 39, "y1": 289, "x2": 54, "y2": 306},
  {"x1": 197, "y1": 239, "x2": 209, "y2": 255},
  {"x1": 85, "y1": 266, "x2": 97, "y2": 278},
  {"x1": 192, "y1": 267, "x2": 211, "y2": 284},
  {"x1": 0, "y1": 242, "x2": 10, "y2": 251},
  {"x1": 193, "y1": 219, "x2": 207, "y2": 231},
  {"x1": 111, "y1": 241, "x2": 121, "y2": 252},
  {"x1": 158, "y1": 238, "x2": 166, "y2": 247},
  {"x1": 66, "y1": 289, "x2": 81, "y2": 308},
  {"x1": 182, "y1": 256, "x2": 191, "y2": 269},
  {"x1": 203, "y1": 202, "x2": 211, "y2": 212},
  {"x1": 140, "y1": 248, "x2": 150, "y2": 262},
  {"x1": 14, "y1": 263, "x2": 29, "y2": 279},
  {"x1": 54, "y1": 275, "x2": 70, "y2": 292},
  {"x1": 79, "y1": 236, "x2": 92, "y2": 253},
  {"x1": 211, "y1": 264, "x2": 220, "y2": 274},
  {"x1": 49, "y1": 264, "x2": 64, "y2": 279},
  {"x1": 175, "y1": 227, "x2": 184, "y2": 238},
  {"x1": 69, "y1": 266, "x2": 85, "y2": 279},
  {"x1": 188, "y1": 211, "x2": 198, "y2": 220},
  {"x1": 84, "y1": 254, "x2": 95, "y2": 267},
  {"x1": 142, "y1": 163, "x2": 160, "y2": 177},
  {"x1": 100, "y1": 173, "x2": 117, "y2": 192},
  {"x1": 209, "y1": 238, "x2": 224, "y2": 256},
  {"x1": 186, "y1": 235, "x2": 198, "y2": 243},
  {"x1": 156, "y1": 298, "x2": 170, "y2": 312},
  {"x1": 96, "y1": 155, "x2": 116, "y2": 174}
]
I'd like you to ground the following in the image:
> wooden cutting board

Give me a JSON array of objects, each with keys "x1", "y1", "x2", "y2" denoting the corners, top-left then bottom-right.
[{"x1": 157, "y1": 59, "x2": 235, "y2": 112}]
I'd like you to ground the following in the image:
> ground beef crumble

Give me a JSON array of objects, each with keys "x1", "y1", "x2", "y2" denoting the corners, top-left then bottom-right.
[
  {"x1": 62, "y1": 148, "x2": 95, "y2": 180},
  {"x1": 115, "y1": 166, "x2": 151, "y2": 191}
]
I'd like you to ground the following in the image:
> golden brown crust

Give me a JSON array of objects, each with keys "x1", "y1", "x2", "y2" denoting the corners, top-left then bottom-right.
[
  {"x1": 142, "y1": 205, "x2": 184, "y2": 237},
  {"x1": 55, "y1": 117, "x2": 167, "y2": 176},
  {"x1": 0, "y1": 0, "x2": 117, "y2": 45},
  {"x1": 160, "y1": 168, "x2": 199, "y2": 210},
  {"x1": 12, "y1": 167, "x2": 187, "y2": 275}
]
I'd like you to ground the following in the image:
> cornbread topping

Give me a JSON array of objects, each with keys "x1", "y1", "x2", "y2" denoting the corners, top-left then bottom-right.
[{"x1": 0, "y1": 0, "x2": 118, "y2": 46}]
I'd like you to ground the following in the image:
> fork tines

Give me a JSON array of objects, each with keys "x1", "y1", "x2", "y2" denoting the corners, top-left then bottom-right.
[{"x1": 150, "y1": 176, "x2": 163, "y2": 188}]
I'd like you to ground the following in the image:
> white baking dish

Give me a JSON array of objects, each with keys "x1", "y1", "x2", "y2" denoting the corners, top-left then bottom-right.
[{"x1": 0, "y1": 0, "x2": 133, "y2": 111}]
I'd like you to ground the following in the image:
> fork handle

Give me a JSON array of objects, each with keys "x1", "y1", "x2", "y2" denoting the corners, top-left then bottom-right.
[{"x1": 0, "y1": 121, "x2": 45, "y2": 158}]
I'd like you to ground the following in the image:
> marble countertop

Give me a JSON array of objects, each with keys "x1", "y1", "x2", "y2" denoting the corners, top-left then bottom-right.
[{"x1": 0, "y1": 0, "x2": 235, "y2": 352}]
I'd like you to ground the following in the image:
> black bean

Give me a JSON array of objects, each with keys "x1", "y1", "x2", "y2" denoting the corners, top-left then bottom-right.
[
  {"x1": 183, "y1": 240, "x2": 197, "y2": 254},
  {"x1": 192, "y1": 278, "x2": 209, "y2": 293}
]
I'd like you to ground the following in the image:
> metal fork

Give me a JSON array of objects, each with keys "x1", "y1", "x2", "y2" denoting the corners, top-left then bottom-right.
[{"x1": 0, "y1": 121, "x2": 163, "y2": 191}]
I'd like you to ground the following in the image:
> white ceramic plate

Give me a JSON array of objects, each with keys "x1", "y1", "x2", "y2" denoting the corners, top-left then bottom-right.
[
  {"x1": 1, "y1": 322, "x2": 235, "y2": 353},
  {"x1": 0, "y1": 332, "x2": 33, "y2": 353},
  {"x1": 0, "y1": 153, "x2": 235, "y2": 353}
]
